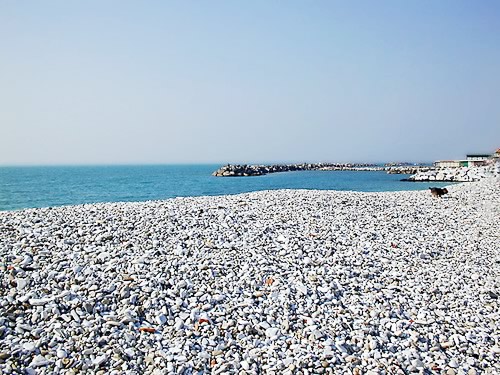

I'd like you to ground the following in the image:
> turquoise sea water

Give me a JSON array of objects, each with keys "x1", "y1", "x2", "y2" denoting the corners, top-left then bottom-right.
[{"x1": 0, "y1": 165, "x2": 451, "y2": 211}]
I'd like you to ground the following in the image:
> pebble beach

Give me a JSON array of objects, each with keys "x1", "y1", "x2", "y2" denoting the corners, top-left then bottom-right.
[{"x1": 1, "y1": 179, "x2": 499, "y2": 375}]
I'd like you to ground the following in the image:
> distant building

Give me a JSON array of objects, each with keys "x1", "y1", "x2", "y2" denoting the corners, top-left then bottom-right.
[
  {"x1": 434, "y1": 150, "x2": 498, "y2": 168},
  {"x1": 466, "y1": 154, "x2": 491, "y2": 161},
  {"x1": 434, "y1": 160, "x2": 467, "y2": 168},
  {"x1": 466, "y1": 154, "x2": 491, "y2": 166}
]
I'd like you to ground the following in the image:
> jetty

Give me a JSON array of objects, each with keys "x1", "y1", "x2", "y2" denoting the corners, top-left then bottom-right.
[
  {"x1": 213, "y1": 149, "x2": 499, "y2": 181},
  {"x1": 212, "y1": 163, "x2": 427, "y2": 177}
]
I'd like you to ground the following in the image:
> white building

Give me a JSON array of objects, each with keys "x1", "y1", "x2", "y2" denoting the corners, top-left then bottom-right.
[
  {"x1": 434, "y1": 149, "x2": 498, "y2": 168},
  {"x1": 466, "y1": 154, "x2": 491, "y2": 167},
  {"x1": 434, "y1": 160, "x2": 466, "y2": 168}
]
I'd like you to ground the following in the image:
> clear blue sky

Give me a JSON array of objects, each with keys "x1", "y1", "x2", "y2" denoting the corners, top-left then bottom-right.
[{"x1": 1, "y1": 1, "x2": 499, "y2": 165}]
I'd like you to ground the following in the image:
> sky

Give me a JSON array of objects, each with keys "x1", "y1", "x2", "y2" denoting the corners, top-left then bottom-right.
[{"x1": 1, "y1": 1, "x2": 499, "y2": 165}]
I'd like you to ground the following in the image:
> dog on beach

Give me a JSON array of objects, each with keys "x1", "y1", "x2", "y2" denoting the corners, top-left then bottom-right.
[{"x1": 429, "y1": 187, "x2": 448, "y2": 198}]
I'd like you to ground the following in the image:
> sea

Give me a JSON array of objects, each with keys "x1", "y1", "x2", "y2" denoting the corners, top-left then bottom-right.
[{"x1": 0, "y1": 165, "x2": 451, "y2": 211}]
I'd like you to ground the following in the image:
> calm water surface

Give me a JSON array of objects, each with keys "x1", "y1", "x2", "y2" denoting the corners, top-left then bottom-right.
[{"x1": 0, "y1": 165, "x2": 451, "y2": 211}]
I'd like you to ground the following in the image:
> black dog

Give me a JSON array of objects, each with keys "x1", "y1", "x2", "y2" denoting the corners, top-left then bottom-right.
[{"x1": 429, "y1": 187, "x2": 448, "y2": 198}]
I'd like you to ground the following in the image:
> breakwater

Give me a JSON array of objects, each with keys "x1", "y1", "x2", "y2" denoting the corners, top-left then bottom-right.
[
  {"x1": 213, "y1": 163, "x2": 498, "y2": 182},
  {"x1": 212, "y1": 163, "x2": 428, "y2": 177}
]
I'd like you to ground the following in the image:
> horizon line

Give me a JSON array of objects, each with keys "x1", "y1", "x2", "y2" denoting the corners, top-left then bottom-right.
[{"x1": 0, "y1": 160, "x2": 434, "y2": 168}]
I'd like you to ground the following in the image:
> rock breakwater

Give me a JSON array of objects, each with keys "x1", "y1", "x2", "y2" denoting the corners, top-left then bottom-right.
[
  {"x1": 1, "y1": 179, "x2": 499, "y2": 374},
  {"x1": 212, "y1": 163, "x2": 427, "y2": 177}
]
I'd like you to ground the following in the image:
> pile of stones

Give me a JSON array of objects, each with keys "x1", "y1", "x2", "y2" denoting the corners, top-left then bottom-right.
[
  {"x1": 406, "y1": 167, "x2": 493, "y2": 182},
  {"x1": 0, "y1": 179, "x2": 499, "y2": 374}
]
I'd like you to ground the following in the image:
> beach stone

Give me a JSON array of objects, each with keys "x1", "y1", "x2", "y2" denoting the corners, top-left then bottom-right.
[
  {"x1": 296, "y1": 283, "x2": 308, "y2": 295},
  {"x1": 412, "y1": 359, "x2": 424, "y2": 368},
  {"x1": 30, "y1": 355, "x2": 50, "y2": 368},
  {"x1": 93, "y1": 355, "x2": 108, "y2": 366},
  {"x1": 16, "y1": 278, "x2": 29, "y2": 290},
  {"x1": 265, "y1": 327, "x2": 280, "y2": 338},
  {"x1": 29, "y1": 298, "x2": 52, "y2": 306},
  {"x1": 240, "y1": 360, "x2": 250, "y2": 370},
  {"x1": 23, "y1": 342, "x2": 36, "y2": 352},
  {"x1": 156, "y1": 314, "x2": 167, "y2": 325}
]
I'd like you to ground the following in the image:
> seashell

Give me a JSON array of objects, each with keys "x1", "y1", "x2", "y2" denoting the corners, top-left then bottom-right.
[
  {"x1": 62, "y1": 357, "x2": 73, "y2": 368},
  {"x1": 138, "y1": 327, "x2": 156, "y2": 333}
]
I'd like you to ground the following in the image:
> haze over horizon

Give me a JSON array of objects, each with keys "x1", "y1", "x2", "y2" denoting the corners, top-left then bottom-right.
[{"x1": 1, "y1": 1, "x2": 499, "y2": 166}]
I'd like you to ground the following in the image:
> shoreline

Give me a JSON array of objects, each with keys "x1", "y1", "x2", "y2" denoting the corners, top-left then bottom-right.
[
  {"x1": 1, "y1": 179, "x2": 499, "y2": 374},
  {"x1": 0, "y1": 181, "x2": 456, "y2": 214}
]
